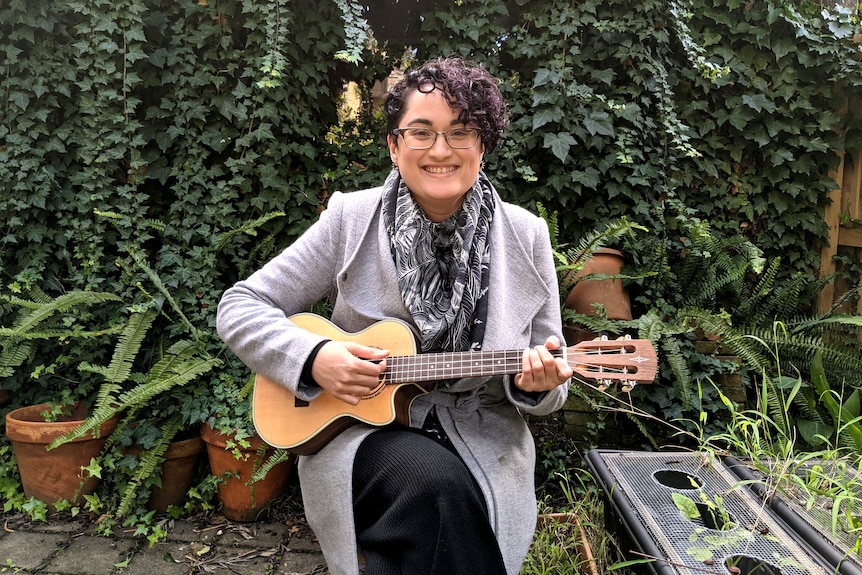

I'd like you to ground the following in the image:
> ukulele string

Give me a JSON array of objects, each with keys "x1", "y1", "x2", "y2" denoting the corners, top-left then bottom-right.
[{"x1": 381, "y1": 349, "x2": 640, "y2": 381}]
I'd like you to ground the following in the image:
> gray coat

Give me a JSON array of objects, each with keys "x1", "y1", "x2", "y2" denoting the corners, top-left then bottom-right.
[{"x1": 216, "y1": 185, "x2": 569, "y2": 575}]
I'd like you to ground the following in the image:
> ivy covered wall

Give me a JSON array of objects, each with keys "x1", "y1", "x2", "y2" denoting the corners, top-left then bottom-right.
[
  {"x1": 408, "y1": 0, "x2": 861, "y2": 275},
  {"x1": 1, "y1": 0, "x2": 860, "y2": 401}
]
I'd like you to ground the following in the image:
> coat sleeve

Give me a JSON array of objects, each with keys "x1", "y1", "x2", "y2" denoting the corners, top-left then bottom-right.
[{"x1": 215, "y1": 193, "x2": 347, "y2": 401}]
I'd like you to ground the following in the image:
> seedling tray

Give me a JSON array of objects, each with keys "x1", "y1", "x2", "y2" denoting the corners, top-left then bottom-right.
[
  {"x1": 586, "y1": 449, "x2": 832, "y2": 575},
  {"x1": 725, "y1": 456, "x2": 862, "y2": 575}
]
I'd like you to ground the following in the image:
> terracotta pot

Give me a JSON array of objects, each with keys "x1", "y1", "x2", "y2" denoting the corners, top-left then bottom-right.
[
  {"x1": 5, "y1": 403, "x2": 118, "y2": 506},
  {"x1": 200, "y1": 423, "x2": 294, "y2": 522},
  {"x1": 562, "y1": 324, "x2": 598, "y2": 346},
  {"x1": 145, "y1": 434, "x2": 205, "y2": 512},
  {"x1": 563, "y1": 248, "x2": 632, "y2": 320}
]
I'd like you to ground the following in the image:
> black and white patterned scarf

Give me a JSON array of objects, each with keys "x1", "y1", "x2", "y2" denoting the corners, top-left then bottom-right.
[{"x1": 381, "y1": 168, "x2": 495, "y2": 354}]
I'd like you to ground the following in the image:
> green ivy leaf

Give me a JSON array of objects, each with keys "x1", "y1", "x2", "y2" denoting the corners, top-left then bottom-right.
[
  {"x1": 583, "y1": 111, "x2": 615, "y2": 137},
  {"x1": 83, "y1": 457, "x2": 103, "y2": 479},
  {"x1": 543, "y1": 132, "x2": 577, "y2": 162},
  {"x1": 9, "y1": 91, "x2": 29, "y2": 111},
  {"x1": 533, "y1": 68, "x2": 559, "y2": 88},
  {"x1": 532, "y1": 107, "x2": 562, "y2": 130},
  {"x1": 742, "y1": 94, "x2": 777, "y2": 113}
]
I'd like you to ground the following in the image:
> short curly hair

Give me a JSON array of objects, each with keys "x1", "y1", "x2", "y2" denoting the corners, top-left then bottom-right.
[{"x1": 384, "y1": 57, "x2": 509, "y2": 153}]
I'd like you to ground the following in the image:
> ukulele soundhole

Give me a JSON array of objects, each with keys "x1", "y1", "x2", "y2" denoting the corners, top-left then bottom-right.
[{"x1": 363, "y1": 378, "x2": 387, "y2": 400}]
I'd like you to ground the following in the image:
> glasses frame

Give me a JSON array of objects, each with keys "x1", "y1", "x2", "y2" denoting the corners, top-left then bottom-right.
[{"x1": 392, "y1": 127, "x2": 481, "y2": 150}]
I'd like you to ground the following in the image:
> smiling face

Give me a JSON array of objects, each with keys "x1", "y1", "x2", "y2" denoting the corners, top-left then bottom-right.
[{"x1": 388, "y1": 89, "x2": 484, "y2": 223}]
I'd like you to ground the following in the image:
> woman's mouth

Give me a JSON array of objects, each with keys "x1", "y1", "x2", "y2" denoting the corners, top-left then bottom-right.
[{"x1": 424, "y1": 166, "x2": 458, "y2": 175}]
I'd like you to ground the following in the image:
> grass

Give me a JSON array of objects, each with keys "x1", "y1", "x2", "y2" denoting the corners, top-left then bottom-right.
[
  {"x1": 524, "y1": 411, "x2": 630, "y2": 575},
  {"x1": 524, "y1": 330, "x2": 862, "y2": 574},
  {"x1": 523, "y1": 472, "x2": 611, "y2": 575}
]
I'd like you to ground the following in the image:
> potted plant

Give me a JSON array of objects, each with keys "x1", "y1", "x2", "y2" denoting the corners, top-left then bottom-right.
[
  {"x1": 200, "y1": 372, "x2": 295, "y2": 522},
  {"x1": 5, "y1": 401, "x2": 119, "y2": 508},
  {"x1": 131, "y1": 419, "x2": 206, "y2": 514},
  {"x1": 1, "y1": 290, "x2": 127, "y2": 507},
  {"x1": 536, "y1": 203, "x2": 647, "y2": 344},
  {"x1": 563, "y1": 247, "x2": 633, "y2": 322},
  {"x1": 0, "y1": 275, "x2": 221, "y2": 525},
  {"x1": 66, "y1": 335, "x2": 224, "y2": 526}
]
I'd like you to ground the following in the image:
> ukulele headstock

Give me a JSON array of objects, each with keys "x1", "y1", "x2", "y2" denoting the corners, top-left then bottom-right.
[{"x1": 568, "y1": 335, "x2": 657, "y2": 390}]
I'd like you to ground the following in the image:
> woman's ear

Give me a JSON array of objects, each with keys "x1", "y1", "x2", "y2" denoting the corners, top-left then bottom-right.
[{"x1": 388, "y1": 135, "x2": 398, "y2": 166}]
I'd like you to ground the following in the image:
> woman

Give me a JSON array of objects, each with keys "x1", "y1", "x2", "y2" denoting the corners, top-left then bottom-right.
[{"x1": 217, "y1": 56, "x2": 572, "y2": 575}]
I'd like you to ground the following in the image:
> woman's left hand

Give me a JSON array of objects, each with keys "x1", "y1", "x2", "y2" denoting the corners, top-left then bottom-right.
[{"x1": 513, "y1": 336, "x2": 574, "y2": 393}]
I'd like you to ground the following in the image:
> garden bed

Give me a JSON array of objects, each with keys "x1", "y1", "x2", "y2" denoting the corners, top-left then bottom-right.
[
  {"x1": 586, "y1": 449, "x2": 834, "y2": 575},
  {"x1": 726, "y1": 456, "x2": 862, "y2": 575}
]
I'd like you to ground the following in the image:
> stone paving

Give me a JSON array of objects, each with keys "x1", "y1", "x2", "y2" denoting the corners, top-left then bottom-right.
[{"x1": 0, "y1": 511, "x2": 328, "y2": 575}]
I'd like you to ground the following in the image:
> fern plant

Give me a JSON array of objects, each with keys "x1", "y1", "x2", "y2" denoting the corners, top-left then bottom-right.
[
  {"x1": 537, "y1": 202, "x2": 648, "y2": 306},
  {"x1": 0, "y1": 251, "x2": 229, "y2": 524},
  {"x1": 0, "y1": 289, "x2": 126, "y2": 405},
  {"x1": 1, "y1": 289, "x2": 221, "y2": 519},
  {"x1": 52, "y1": 304, "x2": 221, "y2": 520},
  {"x1": 566, "y1": 201, "x2": 862, "y2": 451}
]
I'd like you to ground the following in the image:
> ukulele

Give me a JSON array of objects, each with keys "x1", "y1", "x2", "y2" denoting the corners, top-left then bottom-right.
[{"x1": 252, "y1": 313, "x2": 657, "y2": 455}]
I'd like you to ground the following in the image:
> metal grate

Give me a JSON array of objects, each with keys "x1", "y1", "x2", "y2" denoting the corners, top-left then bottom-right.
[
  {"x1": 726, "y1": 456, "x2": 862, "y2": 575},
  {"x1": 587, "y1": 450, "x2": 832, "y2": 575}
]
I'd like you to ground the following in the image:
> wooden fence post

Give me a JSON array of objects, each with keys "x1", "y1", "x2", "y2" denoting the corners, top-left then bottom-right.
[{"x1": 818, "y1": 95, "x2": 862, "y2": 315}]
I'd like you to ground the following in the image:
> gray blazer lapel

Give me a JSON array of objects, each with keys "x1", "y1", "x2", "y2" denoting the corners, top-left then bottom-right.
[
  {"x1": 483, "y1": 207, "x2": 554, "y2": 351},
  {"x1": 333, "y1": 190, "x2": 415, "y2": 332}
]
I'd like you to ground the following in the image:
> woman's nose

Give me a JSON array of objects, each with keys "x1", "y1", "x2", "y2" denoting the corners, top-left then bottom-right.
[{"x1": 428, "y1": 132, "x2": 454, "y2": 157}]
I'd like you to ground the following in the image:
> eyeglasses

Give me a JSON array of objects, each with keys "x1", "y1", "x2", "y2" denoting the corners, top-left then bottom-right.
[{"x1": 392, "y1": 127, "x2": 480, "y2": 150}]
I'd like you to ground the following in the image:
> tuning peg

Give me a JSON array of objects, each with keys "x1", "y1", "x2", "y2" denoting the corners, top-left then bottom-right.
[{"x1": 621, "y1": 381, "x2": 637, "y2": 393}]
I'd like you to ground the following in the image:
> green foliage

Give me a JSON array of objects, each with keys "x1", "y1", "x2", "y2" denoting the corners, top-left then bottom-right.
[
  {"x1": 798, "y1": 347, "x2": 862, "y2": 450},
  {"x1": 413, "y1": 0, "x2": 860, "y2": 277},
  {"x1": 0, "y1": 290, "x2": 126, "y2": 404},
  {"x1": 688, "y1": 339, "x2": 862, "y2": 558},
  {"x1": 525, "y1": 464, "x2": 610, "y2": 575},
  {"x1": 408, "y1": 2, "x2": 862, "y2": 452},
  {"x1": 0, "y1": 445, "x2": 26, "y2": 514},
  {"x1": 671, "y1": 488, "x2": 736, "y2": 531},
  {"x1": 522, "y1": 510, "x2": 590, "y2": 575},
  {"x1": 561, "y1": 200, "x2": 862, "y2": 449},
  {"x1": 4, "y1": 0, "x2": 857, "y2": 321},
  {"x1": 2, "y1": 0, "x2": 859, "y2": 389},
  {"x1": 538, "y1": 202, "x2": 648, "y2": 304},
  {"x1": 1, "y1": 0, "x2": 861, "y2": 541},
  {"x1": 0, "y1": 0, "x2": 398, "y2": 399},
  {"x1": 0, "y1": 279, "x2": 221, "y2": 519}
]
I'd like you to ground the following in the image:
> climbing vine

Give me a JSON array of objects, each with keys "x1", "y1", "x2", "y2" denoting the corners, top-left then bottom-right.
[{"x1": 0, "y1": 0, "x2": 860, "y2": 429}]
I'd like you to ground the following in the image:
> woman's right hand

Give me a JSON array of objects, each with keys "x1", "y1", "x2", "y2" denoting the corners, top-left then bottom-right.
[{"x1": 310, "y1": 341, "x2": 389, "y2": 405}]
